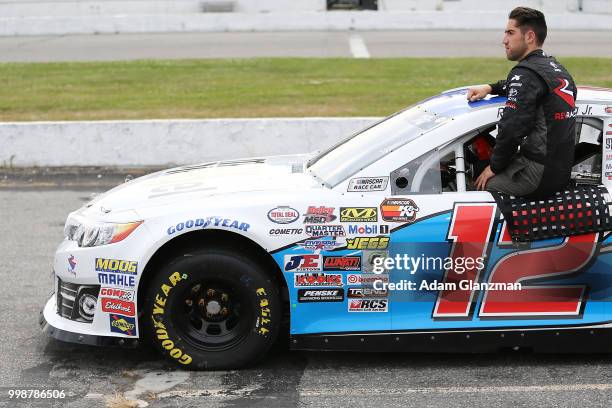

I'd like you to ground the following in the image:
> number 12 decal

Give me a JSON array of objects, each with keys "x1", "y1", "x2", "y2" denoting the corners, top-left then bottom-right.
[{"x1": 434, "y1": 203, "x2": 599, "y2": 320}]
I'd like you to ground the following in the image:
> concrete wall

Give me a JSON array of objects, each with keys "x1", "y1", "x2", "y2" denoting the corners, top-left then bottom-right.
[{"x1": 0, "y1": 118, "x2": 379, "y2": 167}]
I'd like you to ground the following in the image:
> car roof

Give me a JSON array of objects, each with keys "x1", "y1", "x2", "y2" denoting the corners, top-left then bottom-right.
[{"x1": 419, "y1": 86, "x2": 611, "y2": 119}]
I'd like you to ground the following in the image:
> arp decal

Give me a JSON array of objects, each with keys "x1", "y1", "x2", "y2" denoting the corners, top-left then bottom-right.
[
  {"x1": 380, "y1": 198, "x2": 420, "y2": 222},
  {"x1": 284, "y1": 254, "x2": 322, "y2": 272},
  {"x1": 267, "y1": 206, "x2": 300, "y2": 224}
]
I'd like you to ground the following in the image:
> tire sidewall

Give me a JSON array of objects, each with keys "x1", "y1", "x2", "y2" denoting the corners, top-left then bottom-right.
[{"x1": 143, "y1": 249, "x2": 280, "y2": 370}]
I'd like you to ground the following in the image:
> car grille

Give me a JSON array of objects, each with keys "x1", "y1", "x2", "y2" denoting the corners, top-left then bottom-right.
[{"x1": 56, "y1": 278, "x2": 100, "y2": 323}]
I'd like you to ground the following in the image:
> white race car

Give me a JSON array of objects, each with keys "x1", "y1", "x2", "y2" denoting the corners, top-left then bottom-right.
[{"x1": 41, "y1": 86, "x2": 612, "y2": 369}]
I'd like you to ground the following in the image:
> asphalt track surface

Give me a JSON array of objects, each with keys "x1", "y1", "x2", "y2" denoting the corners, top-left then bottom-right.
[
  {"x1": 3, "y1": 185, "x2": 612, "y2": 407},
  {"x1": 0, "y1": 30, "x2": 610, "y2": 62}
]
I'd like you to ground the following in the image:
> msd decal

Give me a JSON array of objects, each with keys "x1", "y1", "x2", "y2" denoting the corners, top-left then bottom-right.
[
  {"x1": 284, "y1": 255, "x2": 321, "y2": 272},
  {"x1": 303, "y1": 206, "x2": 336, "y2": 224}
]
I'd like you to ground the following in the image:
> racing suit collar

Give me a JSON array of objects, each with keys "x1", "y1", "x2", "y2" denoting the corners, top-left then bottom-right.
[{"x1": 520, "y1": 49, "x2": 546, "y2": 61}]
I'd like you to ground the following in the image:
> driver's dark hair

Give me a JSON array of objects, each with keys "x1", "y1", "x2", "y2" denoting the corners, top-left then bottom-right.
[{"x1": 509, "y1": 7, "x2": 547, "y2": 46}]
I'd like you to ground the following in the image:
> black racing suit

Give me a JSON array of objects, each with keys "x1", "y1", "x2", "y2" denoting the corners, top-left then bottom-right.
[{"x1": 488, "y1": 49, "x2": 577, "y2": 199}]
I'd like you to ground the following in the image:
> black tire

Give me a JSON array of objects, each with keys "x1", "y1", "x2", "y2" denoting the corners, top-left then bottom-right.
[{"x1": 142, "y1": 248, "x2": 281, "y2": 370}]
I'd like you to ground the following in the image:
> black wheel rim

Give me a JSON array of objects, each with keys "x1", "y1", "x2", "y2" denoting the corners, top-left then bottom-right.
[{"x1": 171, "y1": 278, "x2": 254, "y2": 351}]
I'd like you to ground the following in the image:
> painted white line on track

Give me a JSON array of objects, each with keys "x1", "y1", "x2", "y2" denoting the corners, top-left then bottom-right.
[
  {"x1": 349, "y1": 34, "x2": 370, "y2": 58},
  {"x1": 298, "y1": 383, "x2": 612, "y2": 396}
]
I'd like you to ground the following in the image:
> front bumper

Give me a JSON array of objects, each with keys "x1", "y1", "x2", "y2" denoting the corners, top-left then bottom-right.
[{"x1": 40, "y1": 294, "x2": 138, "y2": 348}]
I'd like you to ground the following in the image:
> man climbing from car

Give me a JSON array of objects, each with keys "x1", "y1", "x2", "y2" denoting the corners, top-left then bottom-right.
[{"x1": 467, "y1": 7, "x2": 577, "y2": 198}]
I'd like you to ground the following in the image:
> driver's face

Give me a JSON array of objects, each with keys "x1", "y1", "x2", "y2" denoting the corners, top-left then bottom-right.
[{"x1": 503, "y1": 19, "x2": 529, "y2": 61}]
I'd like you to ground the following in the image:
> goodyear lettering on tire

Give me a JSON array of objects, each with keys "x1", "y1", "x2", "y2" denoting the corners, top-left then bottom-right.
[
  {"x1": 151, "y1": 271, "x2": 193, "y2": 365},
  {"x1": 255, "y1": 287, "x2": 271, "y2": 336}
]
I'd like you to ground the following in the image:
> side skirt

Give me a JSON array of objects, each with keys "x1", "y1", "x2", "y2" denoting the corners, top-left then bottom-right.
[{"x1": 290, "y1": 327, "x2": 612, "y2": 353}]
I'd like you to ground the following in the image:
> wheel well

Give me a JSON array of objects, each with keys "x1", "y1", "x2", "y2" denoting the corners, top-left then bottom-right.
[{"x1": 138, "y1": 230, "x2": 289, "y2": 320}]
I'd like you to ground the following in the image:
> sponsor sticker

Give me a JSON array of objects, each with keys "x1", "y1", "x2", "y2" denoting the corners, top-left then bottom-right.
[
  {"x1": 380, "y1": 198, "x2": 420, "y2": 222},
  {"x1": 101, "y1": 298, "x2": 135, "y2": 317},
  {"x1": 347, "y1": 224, "x2": 389, "y2": 235},
  {"x1": 362, "y1": 250, "x2": 389, "y2": 273},
  {"x1": 348, "y1": 299, "x2": 388, "y2": 312},
  {"x1": 267, "y1": 206, "x2": 299, "y2": 224},
  {"x1": 298, "y1": 289, "x2": 344, "y2": 302},
  {"x1": 167, "y1": 217, "x2": 250, "y2": 235},
  {"x1": 67, "y1": 255, "x2": 76, "y2": 276},
  {"x1": 340, "y1": 207, "x2": 378, "y2": 222},
  {"x1": 269, "y1": 228, "x2": 303, "y2": 236},
  {"x1": 347, "y1": 177, "x2": 389, "y2": 192},
  {"x1": 298, "y1": 238, "x2": 340, "y2": 251},
  {"x1": 109, "y1": 313, "x2": 137, "y2": 336},
  {"x1": 100, "y1": 287, "x2": 135, "y2": 301},
  {"x1": 303, "y1": 206, "x2": 336, "y2": 224},
  {"x1": 95, "y1": 258, "x2": 138, "y2": 275},
  {"x1": 294, "y1": 273, "x2": 343, "y2": 287},
  {"x1": 323, "y1": 255, "x2": 361, "y2": 271},
  {"x1": 346, "y1": 236, "x2": 389, "y2": 250},
  {"x1": 347, "y1": 274, "x2": 390, "y2": 286},
  {"x1": 347, "y1": 287, "x2": 388, "y2": 298},
  {"x1": 98, "y1": 273, "x2": 136, "y2": 288},
  {"x1": 305, "y1": 225, "x2": 345, "y2": 237},
  {"x1": 284, "y1": 254, "x2": 321, "y2": 272}
]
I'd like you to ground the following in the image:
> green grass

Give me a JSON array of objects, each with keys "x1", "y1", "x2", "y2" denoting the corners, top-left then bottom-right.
[{"x1": 0, "y1": 58, "x2": 610, "y2": 121}]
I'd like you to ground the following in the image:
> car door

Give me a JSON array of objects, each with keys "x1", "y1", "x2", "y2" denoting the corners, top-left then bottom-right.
[{"x1": 389, "y1": 119, "x2": 608, "y2": 332}]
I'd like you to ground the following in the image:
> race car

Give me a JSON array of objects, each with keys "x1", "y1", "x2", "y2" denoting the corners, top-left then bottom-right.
[{"x1": 41, "y1": 85, "x2": 612, "y2": 369}]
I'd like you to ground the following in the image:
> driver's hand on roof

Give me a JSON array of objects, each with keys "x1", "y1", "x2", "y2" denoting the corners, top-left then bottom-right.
[{"x1": 466, "y1": 85, "x2": 493, "y2": 102}]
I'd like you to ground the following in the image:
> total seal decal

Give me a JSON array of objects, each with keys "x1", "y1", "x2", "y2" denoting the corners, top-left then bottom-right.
[
  {"x1": 347, "y1": 177, "x2": 389, "y2": 192},
  {"x1": 167, "y1": 217, "x2": 250, "y2": 235},
  {"x1": 96, "y1": 258, "x2": 137, "y2": 288},
  {"x1": 294, "y1": 273, "x2": 343, "y2": 287},
  {"x1": 380, "y1": 198, "x2": 420, "y2": 222},
  {"x1": 267, "y1": 206, "x2": 299, "y2": 224}
]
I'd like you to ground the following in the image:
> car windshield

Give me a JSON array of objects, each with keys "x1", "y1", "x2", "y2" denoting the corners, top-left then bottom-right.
[{"x1": 307, "y1": 104, "x2": 450, "y2": 187}]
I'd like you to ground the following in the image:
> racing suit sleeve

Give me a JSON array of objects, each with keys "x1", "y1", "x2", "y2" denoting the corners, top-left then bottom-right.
[
  {"x1": 489, "y1": 68, "x2": 547, "y2": 174},
  {"x1": 489, "y1": 80, "x2": 508, "y2": 96}
]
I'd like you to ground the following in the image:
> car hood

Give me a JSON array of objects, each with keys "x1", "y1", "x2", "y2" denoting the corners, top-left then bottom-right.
[{"x1": 80, "y1": 154, "x2": 317, "y2": 218}]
